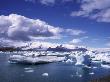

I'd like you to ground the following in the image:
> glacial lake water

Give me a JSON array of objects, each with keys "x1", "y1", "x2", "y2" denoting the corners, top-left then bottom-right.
[{"x1": 0, "y1": 52, "x2": 110, "y2": 82}]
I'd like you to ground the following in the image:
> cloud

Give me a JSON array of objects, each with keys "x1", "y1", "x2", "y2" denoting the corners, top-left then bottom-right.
[
  {"x1": 0, "y1": 14, "x2": 62, "y2": 41},
  {"x1": 29, "y1": 35, "x2": 62, "y2": 40},
  {"x1": 71, "y1": 0, "x2": 110, "y2": 22},
  {"x1": 69, "y1": 36, "x2": 88, "y2": 44},
  {"x1": 0, "y1": 14, "x2": 85, "y2": 41},
  {"x1": 25, "y1": 0, "x2": 55, "y2": 5},
  {"x1": 65, "y1": 29, "x2": 85, "y2": 36},
  {"x1": 70, "y1": 38, "x2": 82, "y2": 44},
  {"x1": 90, "y1": 9, "x2": 110, "y2": 22},
  {"x1": 39, "y1": 0, "x2": 74, "y2": 6},
  {"x1": 0, "y1": 38, "x2": 27, "y2": 47},
  {"x1": 0, "y1": 14, "x2": 86, "y2": 47},
  {"x1": 25, "y1": 0, "x2": 36, "y2": 3},
  {"x1": 40, "y1": 0, "x2": 55, "y2": 5},
  {"x1": 24, "y1": 0, "x2": 73, "y2": 6},
  {"x1": 62, "y1": 0, "x2": 73, "y2": 2},
  {"x1": 106, "y1": 42, "x2": 110, "y2": 47}
]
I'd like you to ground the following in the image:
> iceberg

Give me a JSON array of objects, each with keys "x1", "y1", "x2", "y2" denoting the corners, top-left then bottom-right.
[
  {"x1": 9, "y1": 54, "x2": 65, "y2": 64},
  {"x1": 42, "y1": 73, "x2": 49, "y2": 77},
  {"x1": 75, "y1": 53, "x2": 91, "y2": 66},
  {"x1": 25, "y1": 69, "x2": 34, "y2": 73},
  {"x1": 8, "y1": 49, "x2": 110, "y2": 68},
  {"x1": 65, "y1": 59, "x2": 73, "y2": 63},
  {"x1": 101, "y1": 64, "x2": 110, "y2": 69},
  {"x1": 89, "y1": 72, "x2": 94, "y2": 75}
]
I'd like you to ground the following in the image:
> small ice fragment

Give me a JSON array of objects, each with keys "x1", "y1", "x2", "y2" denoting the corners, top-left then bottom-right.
[
  {"x1": 84, "y1": 65, "x2": 91, "y2": 68},
  {"x1": 78, "y1": 75, "x2": 82, "y2": 77},
  {"x1": 25, "y1": 70, "x2": 34, "y2": 73},
  {"x1": 93, "y1": 67, "x2": 97, "y2": 69},
  {"x1": 89, "y1": 72, "x2": 94, "y2": 75},
  {"x1": 66, "y1": 59, "x2": 73, "y2": 63},
  {"x1": 24, "y1": 67, "x2": 32, "y2": 70},
  {"x1": 101, "y1": 64, "x2": 110, "y2": 69},
  {"x1": 42, "y1": 73, "x2": 49, "y2": 77}
]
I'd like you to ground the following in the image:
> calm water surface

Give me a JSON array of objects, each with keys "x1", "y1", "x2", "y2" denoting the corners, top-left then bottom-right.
[{"x1": 0, "y1": 53, "x2": 110, "y2": 82}]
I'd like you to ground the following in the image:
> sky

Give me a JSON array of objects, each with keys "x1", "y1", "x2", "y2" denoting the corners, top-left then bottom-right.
[{"x1": 0, "y1": 0, "x2": 110, "y2": 48}]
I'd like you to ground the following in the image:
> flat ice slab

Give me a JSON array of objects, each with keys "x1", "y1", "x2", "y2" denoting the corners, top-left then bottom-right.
[{"x1": 9, "y1": 55, "x2": 65, "y2": 64}]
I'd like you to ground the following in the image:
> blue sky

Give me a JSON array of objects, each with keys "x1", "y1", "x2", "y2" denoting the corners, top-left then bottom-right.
[{"x1": 0, "y1": 0, "x2": 110, "y2": 48}]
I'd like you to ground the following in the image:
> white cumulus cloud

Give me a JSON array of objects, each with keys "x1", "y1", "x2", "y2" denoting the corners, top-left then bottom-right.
[
  {"x1": 0, "y1": 14, "x2": 61, "y2": 41},
  {"x1": 71, "y1": 0, "x2": 110, "y2": 22},
  {"x1": 0, "y1": 14, "x2": 86, "y2": 47}
]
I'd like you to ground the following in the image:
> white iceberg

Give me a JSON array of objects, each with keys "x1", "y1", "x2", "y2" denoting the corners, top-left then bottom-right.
[
  {"x1": 9, "y1": 54, "x2": 65, "y2": 64},
  {"x1": 75, "y1": 53, "x2": 91, "y2": 66},
  {"x1": 25, "y1": 69, "x2": 34, "y2": 73},
  {"x1": 89, "y1": 72, "x2": 94, "y2": 75},
  {"x1": 42, "y1": 73, "x2": 49, "y2": 77},
  {"x1": 65, "y1": 59, "x2": 73, "y2": 63},
  {"x1": 101, "y1": 64, "x2": 110, "y2": 69},
  {"x1": 24, "y1": 67, "x2": 33, "y2": 70}
]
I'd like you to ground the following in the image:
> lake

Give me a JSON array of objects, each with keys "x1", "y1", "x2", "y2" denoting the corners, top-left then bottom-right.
[{"x1": 0, "y1": 52, "x2": 110, "y2": 82}]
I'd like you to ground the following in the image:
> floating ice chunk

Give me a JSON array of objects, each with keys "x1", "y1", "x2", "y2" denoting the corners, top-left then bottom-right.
[
  {"x1": 25, "y1": 69, "x2": 34, "y2": 73},
  {"x1": 66, "y1": 59, "x2": 73, "y2": 63},
  {"x1": 93, "y1": 67, "x2": 97, "y2": 69},
  {"x1": 9, "y1": 55, "x2": 65, "y2": 64},
  {"x1": 78, "y1": 75, "x2": 82, "y2": 77},
  {"x1": 24, "y1": 67, "x2": 32, "y2": 70},
  {"x1": 75, "y1": 54, "x2": 91, "y2": 66},
  {"x1": 24, "y1": 67, "x2": 34, "y2": 73},
  {"x1": 89, "y1": 72, "x2": 94, "y2": 75},
  {"x1": 84, "y1": 65, "x2": 91, "y2": 68},
  {"x1": 8, "y1": 61, "x2": 17, "y2": 64},
  {"x1": 101, "y1": 64, "x2": 110, "y2": 69},
  {"x1": 101, "y1": 57, "x2": 110, "y2": 64},
  {"x1": 70, "y1": 74, "x2": 82, "y2": 78},
  {"x1": 42, "y1": 73, "x2": 49, "y2": 77}
]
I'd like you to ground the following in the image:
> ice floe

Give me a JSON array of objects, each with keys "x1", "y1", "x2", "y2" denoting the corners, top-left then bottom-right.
[
  {"x1": 101, "y1": 64, "x2": 110, "y2": 69},
  {"x1": 25, "y1": 69, "x2": 34, "y2": 73},
  {"x1": 65, "y1": 59, "x2": 73, "y2": 63},
  {"x1": 24, "y1": 67, "x2": 33, "y2": 70},
  {"x1": 89, "y1": 72, "x2": 94, "y2": 75},
  {"x1": 9, "y1": 54, "x2": 65, "y2": 64},
  {"x1": 42, "y1": 73, "x2": 49, "y2": 77}
]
